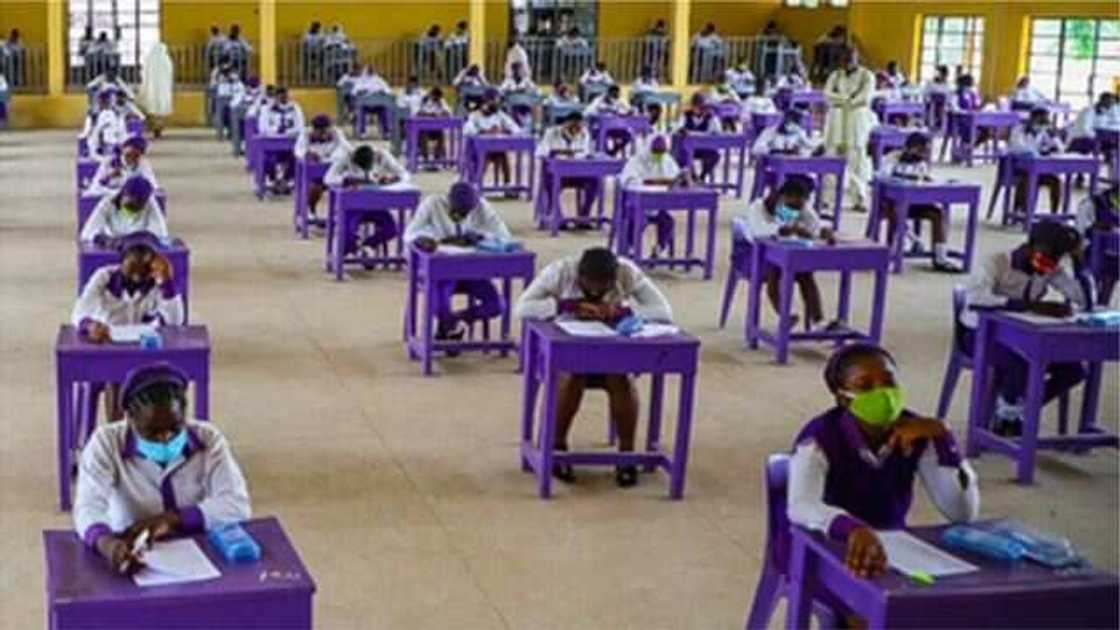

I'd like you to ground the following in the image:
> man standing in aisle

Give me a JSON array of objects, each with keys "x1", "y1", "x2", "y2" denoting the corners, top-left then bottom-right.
[{"x1": 823, "y1": 46, "x2": 876, "y2": 212}]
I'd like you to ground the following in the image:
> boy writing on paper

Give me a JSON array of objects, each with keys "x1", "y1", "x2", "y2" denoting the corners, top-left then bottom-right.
[
  {"x1": 81, "y1": 175, "x2": 168, "y2": 245},
  {"x1": 620, "y1": 134, "x2": 682, "y2": 256},
  {"x1": 515, "y1": 247, "x2": 672, "y2": 488},
  {"x1": 537, "y1": 111, "x2": 599, "y2": 226},
  {"x1": 1009, "y1": 107, "x2": 1066, "y2": 217},
  {"x1": 463, "y1": 90, "x2": 522, "y2": 192},
  {"x1": 294, "y1": 114, "x2": 351, "y2": 219},
  {"x1": 87, "y1": 135, "x2": 160, "y2": 198},
  {"x1": 324, "y1": 144, "x2": 409, "y2": 260}
]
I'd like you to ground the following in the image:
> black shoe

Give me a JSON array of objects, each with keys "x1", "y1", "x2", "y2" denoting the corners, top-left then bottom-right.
[
  {"x1": 995, "y1": 419, "x2": 1024, "y2": 438},
  {"x1": 932, "y1": 259, "x2": 963, "y2": 274},
  {"x1": 615, "y1": 465, "x2": 639, "y2": 488}
]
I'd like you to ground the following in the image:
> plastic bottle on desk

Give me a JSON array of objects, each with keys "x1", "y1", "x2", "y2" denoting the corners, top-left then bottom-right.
[
  {"x1": 207, "y1": 522, "x2": 261, "y2": 564},
  {"x1": 942, "y1": 525, "x2": 1027, "y2": 562}
]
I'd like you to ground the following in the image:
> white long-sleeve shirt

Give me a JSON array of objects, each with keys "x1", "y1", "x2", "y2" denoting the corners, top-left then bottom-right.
[
  {"x1": 742, "y1": 96, "x2": 779, "y2": 115},
  {"x1": 1069, "y1": 106, "x2": 1120, "y2": 140},
  {"x1": 453, "y1": 69, "x2": 489, "y2": 88},
  {"x1": 294, "y1": 126, "x2": 351, "y2": 161},
  {"x1": 81, "y1": 109, "x2": 127, "y2": 156},
  {"x1": 500, "y1": 76, "x2": 539, "y2": 95},
  {"x1": 751, "y1": 123, "x2": 816, "y2": 156},
  {"x1": 397, "y1": 89, "x2": 425, "y2": 115},
  {"x1": 87, "y1": 75, "x2": 135, "y2": 101},
  {"x1": 515, "y1": 255, "x2": 673, "y2": 322},
  {"x1": 877, "y1": 153, "x2": 932, "y2": 181},
  {"x1": 352, "y1": 73, "x2": 391, "y2": 96},
  {"x1": 536, "y1": 125, "x2": 592, "y2": 158},
  {"x1": 87, "y1": 157, "x2": 160, "y2": 197},
  {"x1": 959, "y1": 250, "x2": 1090, "y2": 328},
  {"x1": 1011, "y1": 86, "x2": 1047, "y2": 104},
  {"x1": 259, "y1": 102, "x2": 305, "y2": 137},
  {"x1": 323, "y1": 147, "x2": 409, "y2": 187},
  {"x1": 416, "y1": 96, "x2": 452, "y2": 117},
  {"x1": 403, "y1": 194, "x2": 511, "y2": 244},
  {"x1": 71, "y1": 264, "x2": 184, "y2": 330},
  {"x1": 580, "y1": 68, "x2": 615, "y2": 88},
  {"x1": 631, "y1": 78, "x2": 660, "y2": 95},
  {"x1": 1009, "y1": 125, "x2": 1065, "y2": 156},
  {"x1": 80, "y1": 195, "x2": 169, "y2": 242},
  {"x1": 584, "y1": 95, "x2": 632, "y2": 117},
  {"x1": 463, "y1": 110, "x2": 521, "y2": 136},
  {"x1": 620, "y1": 150, "x2": 680, "y2": 187},
  {"x1": 74, "y1": 420, "x2": 250, "y2": 548},
  {"x1": 737, "y1": 197, "x2": 822, "y2": 242}
]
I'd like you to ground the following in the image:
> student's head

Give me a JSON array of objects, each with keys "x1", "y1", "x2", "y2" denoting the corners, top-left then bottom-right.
[
  {"x1": 1096, "y1": 92, "x2": 1115, "y2": 113},
  {"x1": 553, "y1": 80, "x2": 569, "y2": 96},
  {"x1": 511, "y1": 61, "x2": 524, "y2": 78},
  {"x1": 275, "y1": 86, "x2": 290, "y2": 105},
  {"x1": 1027, "y1": 106, "x2": 1050, "y2": 129},
  {"x1": 703, "y1": 22, "x2": 716, "y2": 35},
  {"x1": 689, "y1": 91, "x2": 707, "y2": 113},
  {"x1": 121, "y1": 136, "x2": 147, "y2": 167},
  {"x1": 596, "y1": 61, "x2": 607, "y2": 73},
  {"x1": 310, "y1": 21, "x2": 321, "y2": 33},
  {"x1": 97, "y1": 88, "x2": 114, "y2": 106},
  {"x1": 874, "y1": 72, "x2": 889, "y2": 90},
  {"x1": 118, "y1": 176, "x2": 154, "y2": 213},
  {"x1": 886, "y1": 60, "x2": 898, "y2": 73},
  {"x1": 781, "y1": 107, "x2": 803, "y2": 130},
  {"x1": 264, "y1": 84, "x2": 276, "y2": 98},
  {"x1": 607, "y1": 84, "x2": 621, "y2": 100},
  {"x1": 429, "y1": 86, "x2": 444, "y2": 101},
  {"x1": 230, "y1": 23, "x2": 241, "y2": 38},
  {"x1": 576, "y1": 247, "x2": 619, "y2": 302},
  {"x1": 210, "y1": 25, "x2": 220, "y2": 36},
  {"x1": 1026, "y1": 221, "x2": 1080, "y2": 275},
  {"x1": 825, "y1": 344, "x2": 904, "y2": 428},
  {"x1": 245, "y1": 75, "x2": 260, "y2": 89},
  {"x1": 457, "y1": 20, "x2": 467, "y2": 31},
  {"x1": 562, "y1": 110, "x2": 584, "y2": 133},
  {"x1": 646, "y1": 102, "x2": 662, "y2": 123},
  {"x1": 775, "y1": 177, "x2": 810, "y2": 211},
  {"x1": 640, "y1": 64, "x2": 653, "y2": 80},
  {"x1": 352, "y1": 145, "x2": 375, "y2": 171},
  {"x1": 956, "y1": 73, "x2": 974, "y2": 90},
  {"x1": 427, "y1": 24, "x2": 441, "y2": 37},
  {"x1": 97, "y1": 31, "x2": 108, "y2": 42},
  {"x1": 935, "y1": 65, "x2": 949, "y2": 80},
  {"x1": 1016, "y1": 76, "x2": 1030, "y2": 89},
  {"x1": 121, "y1": 363, "x2": 189, "y2": 447},
  {"x1": 902, "y1": 131, "x2": 930, "y2": 159},
  {"x1": 447, "y1": 182, "x2": 480, "y2": 222},
  {"x1": 116, "y1": 231, "x2": 163, "y2": 282},
  {"x1": 467, "y1": 63, "x2": 480, "y2": 76},
  {"x1": 568, "y1": 27, "x2": 582, "y2": 38},
  {"x1": 311, "y1": 114, "x2": 332, "y2": 139}
]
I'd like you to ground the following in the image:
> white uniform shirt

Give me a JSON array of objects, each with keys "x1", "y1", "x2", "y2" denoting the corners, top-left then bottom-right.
[
  {"x1": 82, "y1": 109, "x2": 127, "y2": 156},
  {"x1": 878, "y1": 153, "x2": 932, "y2": 181},
  {"x1": 1009, "y1": 125, "x2": 1065, "y2": 156},
  {"x1": 620, "y1": 150, "x2": 680, "y2": 187},
  {"x1": 453, "y1": 68, "x2": 489, "y2": 88},
  {"x1": 959, "y1": 250, "x2": 1090, "y2": 328},
  {"x1": 751, "y1": 122, "x2": 816, "y2": 156},
  {"x1": 397, "y1": 89, "x2": 425, "y2": 115},
  {"x1": 80, "y1": 195, "x2": 169, "y2": 242},
  {"x1": 631, "y1": 78, "x2": 660, "y2": 94},
  {"x1": 1011, "y1": 86, "x2": 1047, "y2": 104},
  {"x1": 294, "y1": 126, "x2": 351, "y2": 161},
  {"x1": 231, "y1": 86, "x2": 260, "y2": 110},
  {"x1": 742, "y1": 96, "x2": 778, "y2": 115},
  {"x1": 580, "y1": 68, "x2": 615, "y2": 88},
  {"x1": 585, "y1": 95, "x2": 632, "y2": 116},
  {"x1": 500, "y1": 76, "x2": 539, "y2": 95},
  {"x1": 1069, "y1": 106, "x2": 1120, "y2": 139},
  {"x1": 463, "y1": 110, "x2": 521, "y2": 136},
  {"x1": 352, "y1": 73, "x2": 391, "y2": 96},
  {"x1": 515, "y1": 255, "x2": 673, "y2": 322},
  {"x1": 71, "y1": 264, "x2": 184, "y2": 330},
  {"x1": 87, "y1": 157, "x2": 160, "y2": 197},
  {"x1": 215, "y1": 76, "x2": 242, "y2": 99},
  {"x1": 416, "y1": 96, "x2": 452, "y2": 116},
  {"x1": 727, "y1": 68, "x2": 756, "y2": 93},
  {"x1": 323, "y1": 147, "x2": 409, "y2": 187},
  {"x1": 74, "y1": 421, "x2": 250, "y2": 545},
  {"x1": 737, "y1": 197, "x2": 822, "y2": 242},
  {"x1": 403, "y1": 194, "x2": 511, "y2": 244},
  {"x1": 259, "y1": 102, "x2": 306, "y2": 137},
  {"x1": 536, "y1": 125, "x2": 592, "y2": 158}
]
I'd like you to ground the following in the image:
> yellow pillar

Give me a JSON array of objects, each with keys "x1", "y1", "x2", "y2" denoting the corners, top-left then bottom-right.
[
  {"x1": 259, "y1": 0, "x2": 277, "y2": 84},
  {"x1": 670, "y1": 0, "x2": 691, "y2": 88},
  {"x1": 469, "y1": 0, "x2": 486, "y2": 68},
  {"x1": 47, "y1": 0, "x2": 64, "y2": 95}
]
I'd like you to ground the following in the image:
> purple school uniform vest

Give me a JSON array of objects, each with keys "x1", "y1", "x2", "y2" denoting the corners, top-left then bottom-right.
[
  {"x1": 682, "y1": 110, "x2": 716, "y2": 132},
  {"x1": 955, "y1": 90, "x2": 979, "y2": 111},
  {"x1": 1092, "y1": 194, "x2": 1119, "y2": 231}
]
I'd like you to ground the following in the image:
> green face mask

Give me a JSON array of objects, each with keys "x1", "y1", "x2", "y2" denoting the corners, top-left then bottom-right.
[
  {"x1": 841, "y1": 386, "x2": 905, "y2": 426},
  {"x1": 121, "y1": 201, "x2": 142, "y2": 216}
]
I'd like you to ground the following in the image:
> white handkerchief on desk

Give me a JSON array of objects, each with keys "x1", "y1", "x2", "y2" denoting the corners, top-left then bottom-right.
[
  {"x1": 631, "y1": 323, "x2": 679, "y2": 338},
  {"x1": 876, "y1": 530, "x2": 978, "y2": 577},
  {"x1": 133, "y1": 538, "x2": 221, "y2": 587},
  {"x1": 109, "y1": 324, "x2": 156, "y2": 343},
  {"x1": 436, "y1": 244, "x2": 476, "y2": 255},
  {"x1": 556, "y1": 320, "x2": 618, "y2": 337}
]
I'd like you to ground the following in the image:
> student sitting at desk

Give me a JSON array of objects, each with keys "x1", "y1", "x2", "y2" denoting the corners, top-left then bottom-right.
[
  {"x1": 324, "y1": 144, "x2": 409, "y2": 258},
  {"x1": 883, "y1": 60, "x2": 908, "y2": 89},
  {"x1": 397, "y1": 75, "x2": 425, "y2": 117},
  {"x1": 295, "y1": 114, "x2": 351, "y2": 218},
  {"x1": 246, "y1": 84, "x2": 274, "y2": 122},
  {"x1": 113, "y1": 89, "x2": 145, "y2": 125},
  {"x1": 1009, "y1": 107, "x2": 1066, "y2": 216},
  {"x1": 88, "y1": 135, "x2": 158, "y2": 198},
  {"x1": 514, "y1": 247, "x2": 673, "y2": 487},
  {"x1": 585, "y1": 84, "x2": 635, "y2": 157},
  {"x1": 1076, "y1": 184, "x2": 1118, "y2": 301},
  {"x1": 454, "y1": 63, "x2": 489, "y2": 112},
  {"x1": 537, "y1": 111, "x2": 597, "y2": 224},
  {"x1": 630, "y1": 65, "x2": 660, "y2": 106},
  {"x1": 230, "y1": 75, "x2": 260, "y2": 112},
  {"x1": 1067, "y1": 92, "x2": 1118, "y2": 155},
  {"x1": 620, "y1": 135, "x2": 682, "y2": 255},
  {"x1": 711, "y1": 72, "x2": 743, "y2": 105},
  {"x1": 74, "y1": 362, "x2": 250, "y2": 576},
  {"x1": 87, "y1": 67, "x2": 134, "y2": 101},
  {"x1": 739, "y1": 178, "x2": 837, "y2": 332},
  {"x1": 924, "y1": 65, "x2": 952, "y2": 99},
  {"x1": 405, "y1": 182, "x2": 511, "y2": 342},
  {"x1": 464, "y1": 93, "x2": 521, "y2": 191},
  {"x1": 877, "y1": 132, "x2": 960, "y2": 273},
  {"x1": 81, "y1": 176, "x2": 168, "y2": 244},
  {"x1": 258, "y1": 86, "x2": 305, "y2": 194},
  {"x1": 352, "y1": 64, "x2": 392, "y2": 98},
  {"x1": 775, "y1": 67, "x2": 808, "y2": 91},
  {"x1": 726, "y1": 60, "x2": 756, "y2": 99},
  {"x1": 742, "y1": 81, "x2": 778, "y2": 116},
  {"x1": 673, "y1": 92, "x2": 722, "y2": 182},
  {"x1": 1010, "y1": 76, "x2": 1047, "y2": 106},
  {"x1": 788, "y1": 344, "x2": 979, "y2": 581},
  {"x1": 548, "y1": 80, "x2": 578, "y2": 107},
  {"x1": 751, "y1": 107, "x2": 817, "y2": 158},
  {"x1": 414, "y1": 87, "x2": 454, "y2": 164},
  {"x1": 500, "y1": 62, "x2": 539, "y2": 129},
  {"x1": 960, "y1": 221, "x2": 1092, "y2": 435},
  {"x1": 81, "y1": 89, "x2": 126, "y2": 158},
  {"x1": 579, "y1": 62, "x2": 615, "y2": 98}
]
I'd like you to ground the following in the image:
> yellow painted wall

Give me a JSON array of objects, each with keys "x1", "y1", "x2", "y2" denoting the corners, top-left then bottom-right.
[
  {"x1": 161, "y1": 1, "x2": 260, "y2": 46},
  {"x1": 772, "y1": 4, "x2": 845, "y2": 54},
  {"x1": 0, "y1": 2, "x2": 49, "y2": 45},
  {"x1": 689, "y1": 0, "x2": 779, "y2": 36},
  {"x1": 599, "y1": 1, "x2": 672, "y2": 39},
  {"x1": 274, "y1": 1, "x2": 468, "y2": 42}
]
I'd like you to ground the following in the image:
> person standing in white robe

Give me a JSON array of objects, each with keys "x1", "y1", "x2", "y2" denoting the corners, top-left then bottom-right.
[
  {"x1": 140, "y1": 41, "x2": 173, "y2": 137},
  {"x1": 823, "y1": 47, "x2": 876, "y2": 212}
]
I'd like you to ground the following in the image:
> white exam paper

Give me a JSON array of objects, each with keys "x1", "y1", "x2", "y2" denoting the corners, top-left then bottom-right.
[
  {"x1": 631, "y1": 323, "x2": 679, "y2": 338},
  {"x1": 436, "y1": 244, "x2": 476, "y2": 255},
  {"x1": 109, "y1": 324, "x2": 156, "y2": 343},
  {"x1": 556, "y1": 320, "x2": 618, "y2": 337},
  {"x1": 132, "y1": 539, "x2": 222, "y2": 587},
  {"x1": 876, "y1": 530, "x2": 979, "y2": 577}
]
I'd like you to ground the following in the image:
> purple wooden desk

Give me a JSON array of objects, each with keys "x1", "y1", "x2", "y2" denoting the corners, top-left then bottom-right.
[
  {"x1": 869, "y1": 126, "x2": 931, "y2": 172},
  {"x1": 615, "y1": 186, "x2": 721, "y2": 279},
  {"x1": 589, "y1": 114, "x2": 651, "y2": 157},
  {"x1": 76, "y1": 158, "x2": 98, "y2": 194},
  {"x1": 292, "y1": 158, "x2": 329, "y2": 239},
  {"x1": 1007, "y1": 153, "x2": 1099, "y2": 229},
  {"x1": 868, "y1": 178, "x2": 980, "y2": 273},
  {"x1": 325, "y1": 185, "x2": 421, "y2": 280},
  {"x1": 55, "y1": 325, "x2": 210, "y2": 510},
  {"x1": 714, "y1": 101, "x2": 743, "y2": 128},
  {"x1": 404, "y1": 246, "x2": 535, "y2": 375},
  {"x1": 249, "y1": 135, "x2": 297, "y2": 200},
  {"x1": 1095, "y1": 128, "x2": 1118, "y2": 184},
  {"x1": 519, "y1": 319, "x2": 701, "y2": 499},
  {"x1": 946, "y1": 110, "x2": 1019, "y2": 166},
  {"x1": 676, "y1": 132, "x2": 750, "y2": 197},
  {"x1": 243, "y1": 116, "x2": 259, "y2": 171},
  {"x1": 354, "y1": 92, "x2": 396, "y2": 138},
  {"x1": 77, "y1": 137, "x2": 89, "y2": 158},
  {"x1": 44, "y1": 517, "x2": 316, "y2": 629},
  {"x1": 77, "y1": 189, "x2": 168, "y2": 236},
  {"x1": 752, "y1": 155, "x2": 847, "y2": 229},
  {"x1": 404, "y1": 116, "x2": 464, "y2": 172},
  {"x1": 77, "y1": 238, "x2": 191, "y2": 320},
  {"x1": 459, "y1": 135, "x2": 536, "y2": 199},
  {"x1": 535, "y1": 155, "x2": 624, "y2": 236},
  {"x1": 873, "y1": 99, "x2": 925, "y2": 125},
  {"x1": 965, "y1": 311, "x2": 1119, "y2": 483},
  {"x1": 1090, "y1": 230, "x2": 1119, "y2": 305},
  {"x1": 746, "y1": 239, "x2": 890, "y2": 364},
  {"x1": 785, "y1": 523, "x2": 1119, "y2": 630}
]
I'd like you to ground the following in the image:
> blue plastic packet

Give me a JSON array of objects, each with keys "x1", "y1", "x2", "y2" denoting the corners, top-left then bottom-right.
[
  {"x1": 476, "y1": 239, "x2": 523, "y2": 253},
  {"x1": 615, "y1": 315, "x2": 645, "y2": 336},
  {"x1": 207, "y1": 522, "x2": 261, "y2": 564},
  {"x1": 1074, "y1": 311, "x2": 1120, "y2": 328},
  {"x1": 979, "y1": 520, "x2": 1083, "y2": 568},
  {"x1": 942, "y1": 525, "x2": 1027, "y2": 562},
  {"x1": 778, "y1": 237, "x2": 816, "y2": 248},
  {"x1": 139, "y1": 329, "x2": 162, "y2": 350}
]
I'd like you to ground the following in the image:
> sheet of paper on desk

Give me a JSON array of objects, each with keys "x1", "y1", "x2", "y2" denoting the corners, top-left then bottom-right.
[
  {"x1": 631, "y1": 323, "x2": 679, "y2": 338},
  {"x1": 876, "y1": 530, "x2": 979, "y2": 577},
  {"x1": 436, "y1": 244, "x2": 475, "y2": 255},
  {"x1": 109, "y1": 324, "x2": 156, "y2": 343},
  {"x1": 556, "y1": 320, "x2": 618, "y2": 337},
  {"x1": 1002, "y1": 312, "x2": 1076, "y2": 326},
  {"x1": 133, "y1": 539, "x2": 221, "y2": 587}
]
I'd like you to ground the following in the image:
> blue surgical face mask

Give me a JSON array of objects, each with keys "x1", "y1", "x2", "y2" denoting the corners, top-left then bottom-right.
[
  {"x1": 135, "y1": 428, "x2": 188, "y2": 465},
  {"x1": 775, "y1": 203, "x2": 800, "y2": 224}
]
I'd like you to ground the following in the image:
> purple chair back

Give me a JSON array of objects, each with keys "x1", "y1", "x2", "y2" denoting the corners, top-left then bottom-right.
[{"x1": 764, "y1": 453, "x2": 792, "y2": 574}]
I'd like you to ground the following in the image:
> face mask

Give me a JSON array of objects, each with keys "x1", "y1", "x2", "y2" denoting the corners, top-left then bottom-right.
[
  {"x1": 135, "y1": 428, "x2": 188, "y2": 465},
  {"x1": 652, "y1": 151, "x2": 666, "y2": 163},
  {"x1": 1030, "y1": 251, "x2": 1059, "y2": 275},
  {"x1": 842, "y1": 387, "x2": 906, "y2": 426},
  {"x1": 775, "y1": 203, "x2": 800, "y2": 224},
  {"x1": 121, "y1": 200, "x2": 142, "y2": 216}
]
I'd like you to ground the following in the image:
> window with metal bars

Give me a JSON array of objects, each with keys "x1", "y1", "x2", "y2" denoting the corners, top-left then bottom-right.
[
  {"x1": 1028, "y1": 17, "x2": 1120, "y2": 110},
  {"x1": 67, "y1": 0, "x2": 160, "y2": 83},
  {"x1": 917, "y1": 16, "x2": 984, "y2": 86}
]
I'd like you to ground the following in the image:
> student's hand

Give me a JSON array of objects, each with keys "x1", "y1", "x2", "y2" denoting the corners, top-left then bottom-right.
[
  {"x1": 123, "y1": 512, "x2": 181, "y2": 544},
  {"x1": 97, "y1": 534, "x2": 145, "y2": 576},
  {"x1": 376, "y1": 175, "x2": 399, "y2": 186},
  {"x1": 414, "y1": 237, "x2": 438, "y2": 252},
  {"x1": 1029, "y1": 301, "x2": 1072, "y2": 318},
  {"x1": 886, "y1": 417, "x2": 948, "y2": 457},
  {"x1": 439, "y1": 235, "x2": 472, "y2": 246},
  {"x1": 778, "y1": 225, "x2": 796, "y2": 237},
  {"x1": 792, "y1": 226, "x2": 814, "y2": 239},
  {"x1": 846, "y1": 527, "x2": 888, "y2": 579},
  {"x1": 149, "y1": 255, "x2": 173, "y2": 284},
  {"x1": 819, "y1": 227, "x2": 836, "y2": 245},
  {"x1": 87, "y1": 321, "x2": 112, "y2": 344},
  {"x1": 574, "y1": 302, "x2": 609, "y2": 321}
]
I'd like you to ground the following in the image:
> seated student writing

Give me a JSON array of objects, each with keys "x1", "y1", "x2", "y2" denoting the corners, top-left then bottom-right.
[
  {"x1": 514, "y1": 247, "x2": 673, "y2": 487},
  {"x1": 1009, "y1": 107, "x2": 1066, "y2": 215},
  {"x1": 537, "y1": 111, "x2": 600, "y2": 225},
  {"x1": 726, "y1": 60, "x2": 756, "y2": 99},
  {"x1": 673, "y1": 92, "x2": 723, "y2": 182},
  {"x1": 81, "y1": 89, "x2": 126, "y2": 158},
  {"x1": 751, "y1": 107, "x2": 817, "y2": 158},
  {"x1": 81, "y1": 175, "x2": 168, "y2": 245},
  {"x1": 499, "y1": 61, "x2": 540, "y2": 129},
  {"x1": 775, "y1": 66, "x2": 808, "y2": 91},
  {"x1": 1068, "y1": 92, "x2": 1118, "y2": 155},
  {"x1": 294, "y1": 114, "x2": 351, "y2": 219},
  {"x1": 405, "y1": 182, "x2": 512, "y2": 341},
  {"x1": 548, "y1": 80, "x2": 578, "y2": 106},
  {"x1": 584, "y1": 84, "x2": 635, "y2": 157},
  {"x1": 882, "y1": 60, "x2": 908, "y2": 89},
  {"x1": 620, "y1": 134, "x2": 682, "y2": 255},
  {"x1": 1010, "y1": 76, "x2": 1048, "y2": 107},
  {"x1": 579, "y1": 61, "x2": 615, "y2": 101},
  {"x1": 258, "y1": 86, "x2": 305, "y2": 194},
  {"x1": 630, "y1": 65, "x2": 660, "y2": 106},
  {"x1": 463, "y1": 92, "x2": 522, "y2": 191},
  {"x1": 788, "y1": 344, "x2": 979, "y2": 581},
  {"x1": 87, "y1": 135, "x2": 159, "y2": 198},
  {"x1": 453, "y1": 64, "x2": 490, "y2": 112},
  {"x1": 1077, "y1": 184, "x2": 1119, "y2": 302},
  {"x1": 324, "y1": 144, "x2": 409, "y2": 259},
  {"x1": 960, "y1": 221, "x2": 1092, "y2": 435},
  {"x1": 74, "y1": 362, "x2": 251, "y2": 576},
  {"x1": 742, "y1": 80, "x2": 778, "y2": 115},
  {"x1": 739, "y1": 178, "x2": 839, "y2": 332},
  {"x1": 413, "y1": 87, "x2": 454, "y2": 164},
  {"x1": 397, "y1": 75, "x2": 424, "y2": 117},
  {"x1": 113, "y1": 89, "x2": 146, "y2": 125},
  {"x1": 876, "y1": 132, "x2": 960, "y2": 273}
]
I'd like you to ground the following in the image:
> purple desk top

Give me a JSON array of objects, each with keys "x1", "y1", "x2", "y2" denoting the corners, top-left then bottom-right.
[
  {"x1": 465, "y1": 134, "x2": 535, "y2": 151},
  {"x1": 527, "y1": 319, "x2": 700, "y2": 354},
  {"x1": 543, "y1": 154, "x2": 625, "y2": 176},
  {"x1": 413, "y1": 246, "x2": 536, "y2": 279},
  {"x1": 977, "y1": 311, "x2": 1120, "y2": 362},
  {"x1": 56, "y1": 324, "x2": 209, "y2": 356},
  {"x1": 45, "y1": 517, "x2": 315, "y2": 610}
]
